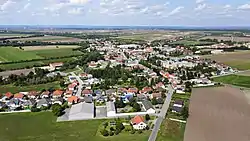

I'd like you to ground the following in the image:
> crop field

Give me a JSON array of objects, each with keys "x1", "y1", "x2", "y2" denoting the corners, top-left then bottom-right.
[
  {"x1": 0, "y1": 47, "x2": 42, "y2": 62},
  {"x1": 0, "y1": 112, "x2": 150, "y2": 141},
  {"x1": 214, "y1": 75, "x2": 250, "y2": 88},
  {"x1": 0, "y1": 33, "x2": 30, "y2": 38},
  {"x1": 184, "y1": 86, "x2": 250, "y2": 141},
  {"x1": 20, "y1": 45, "x2": 80, "y2": 51},
  {"x1": 200, "y1": 36, "x2": 250, "y2": 42},
  {"x1": 169, "y1": 40, "x2": 214, "y2": 46},
  {"x1": 26, "y1": 48, "x2": 83, "y2": 58},
  {"x1": 203, "y1": 51, "x2": 250, "y2": 70},
  {"x1": 10, "y1": 36, "x2": 84, "y2": 43}
]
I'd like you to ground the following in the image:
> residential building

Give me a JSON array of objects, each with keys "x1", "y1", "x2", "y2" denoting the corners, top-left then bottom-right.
[
  {"x1": 131, "y1": 115, "x2": 147, "y2": 130},
  {"x1": 106, "y1": 101, "x2": 116, "y2": 117},
  {"x1": 141, "y1": 100, "x2": 155, "y2": 113}
]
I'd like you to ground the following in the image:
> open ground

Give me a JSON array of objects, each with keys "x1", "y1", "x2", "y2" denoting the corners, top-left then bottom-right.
[
  {"x1": 203, "y1": 51, "x2": 250, "y2": 70},
  {"x1": 184, "y1": 86, "x2": 250, "y2": 141},
  {"x1": 9, "y1": 36, "x2": 84, "y2": 43},
  {"x1": 0, "y1": 112, "x2": 150, "y2": 141},
  {"x1": 200, "y1": 36, "x2": 250, "y2": 42}
]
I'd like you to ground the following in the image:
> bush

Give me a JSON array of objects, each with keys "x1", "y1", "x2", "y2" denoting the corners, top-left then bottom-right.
[
  {"x1": 31, "y1": 106, "x2": 41, "y2": 112},
  {"x1": 109, "y1": 131, "x2": 114, "y2": 136},
  {"x1": 145, "y1": 114, "x2": 150, "y2": 121},
  {"x1": 103, "y1": 122, "x2": 108, "y2": 128},
  {"x1": 51, "y1": 104, "x2": 64, "y2": 117},
  {"x1": 110, "y1": 127, "x2": 115, "y2": 131},
  {"x1": 115, "y1": 129, "x2": 120, "y2": 135},
  {"x1": 130, "y1": 129, "x2": 135, "y2": 134},
  {"x1": 145, "y1": 126, "x2": 150, "y2": 130},
  {"x1": 40, "y1": 106, "x2": 48, "y2": 111},
  {"x1": 138, "y1": 130, "x2": 143, "y2": 134},
  {"x1": 100, "y1": 129, "x2": 109, "y2": 136}
]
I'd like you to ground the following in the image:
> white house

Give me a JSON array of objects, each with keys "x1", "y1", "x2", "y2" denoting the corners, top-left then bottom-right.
[{"x1": 131, "y1": 115, "x2": 147, "y2": 130}]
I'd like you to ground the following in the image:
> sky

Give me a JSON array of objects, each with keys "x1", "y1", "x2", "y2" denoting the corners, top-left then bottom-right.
[{"x1": 0, "y1": 0, "x2": 250, "y2": 26}]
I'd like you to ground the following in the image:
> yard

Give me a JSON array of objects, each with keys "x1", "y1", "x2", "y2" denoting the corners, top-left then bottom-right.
[
  {"x1": 156, "y1": 119, "x2": 186, "y2": 141},
  {"x1": 0, "y1": 82, "x2": 61, "y2": 93},
  {"x1": 214, "y1": 75, "x2": 250, "y2": 88},
  {"x1": 0, "y1": 47, "x2": 42, "y2": 62},
  {"x1": 0, "y1": 112, "x2": 150, "y2": 141}
]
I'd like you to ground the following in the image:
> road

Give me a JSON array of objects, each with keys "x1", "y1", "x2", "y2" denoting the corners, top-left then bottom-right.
[
  {"x1": 70, "y1": 72, "x2": 84, "y2": 98},
  {"x1": 211, "y1": 70, "x2": 250, "y2": 78},
  {"x1": 148, "y1": 84, "x2": 175, "y2": 141}
]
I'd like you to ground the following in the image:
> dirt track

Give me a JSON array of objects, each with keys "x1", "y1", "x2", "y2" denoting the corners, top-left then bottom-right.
[{"x1": 184, "y1": 86, "x2": 250, "y2": 141}]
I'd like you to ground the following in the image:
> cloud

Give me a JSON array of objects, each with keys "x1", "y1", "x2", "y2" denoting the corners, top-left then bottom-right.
[
  {"x1": 195, "y1": 3, "x2": 206, "y2": 11},
  {"x1": 167, "y1": 6, "x2": 184, "y2": 16},
  {"x1": 238, "y1": 4, "x2": 250, "y2": 10},
  {"x1": 196, "y1": 0, "x2": 204, "y2": 4},
  {"x1": 69, "y1": 0, "x2": 89, "y2": 5},
  {"x1": 68, "y1": 7, "x2": 84, "y2": 14},
  {"x1": 223, "y1": 4, "x2": 231, "y2": 9},
  {"x1": 0, "y1": 0, "x2": 16, "y2": 11}
]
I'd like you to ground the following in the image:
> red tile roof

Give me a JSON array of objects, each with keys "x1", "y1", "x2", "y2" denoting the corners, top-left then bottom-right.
[
  {"x1": 53, "y1": 90, "x2": 64, "y2": 96},
  {"x1": 131, "y1": 115, "x2": 145, "y2": 125},
  {"x1": 82, "y1": 89, "x2": 92, "y2": 95},
  {"x1": 14, "y1": 93, "x2": 24, "y2": 99},
  {"x1": 128, "y1": 88, "x2": 138, "y2": 93},
  {"x1": 65, "y1": 90, "x2": 73, "y2": 95},
  {"x1": 28, "y1": 91, "x2": 39, "y2": 96},
  {"x1": 5, "y1": 92, "x2": 13, "y2": 99},
  {"x1": 152, "y1": 93, "x2": 162, "y2": 98},
  {"x1": 68, "y1": 96, "x2": 79, "y2": 103},
  {"x1": 50, "y1": 62, "x2": 63, "y2": 67},
  {"x1": 41, "y1": 91, "x2": 50, "y2": 96}
]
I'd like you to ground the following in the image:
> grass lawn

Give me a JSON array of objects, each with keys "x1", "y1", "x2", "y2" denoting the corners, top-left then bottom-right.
[
  {"x1": 214, "y1": 75, "x2": 250, "y2": 88},
  {"x1": 156, "y1": 119, "x2": 186, "y2": 141},
  {"x1": 27, "y1": 48, "x2": 83, "y2": 58},
  {"x1": 0, "y1": 47, "x2": 43, "y2": 62},
  {"x1": 0, "y1": 112, "x2": 150, "y2": 141},
  {"x1": 0, "y1": 82, "x2": 61, "y2": 93}
]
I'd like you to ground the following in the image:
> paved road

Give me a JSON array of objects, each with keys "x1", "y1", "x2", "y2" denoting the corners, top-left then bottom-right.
[
  {"x1": 211, "y1": 70, "x2": 250, "y2": 78},
  {"x1": 148, "y1": 84, "x2": 175, "y2": 141},
  {"x1": 70, "y1": 72, "x2": 84, "y2": 98}
]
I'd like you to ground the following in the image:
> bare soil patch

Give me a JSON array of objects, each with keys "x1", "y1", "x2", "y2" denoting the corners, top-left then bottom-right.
[{"x1": 184, "y1": 86, "x2": 250, "y2": 141}]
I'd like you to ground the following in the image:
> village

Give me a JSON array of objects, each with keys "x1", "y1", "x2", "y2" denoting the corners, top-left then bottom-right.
[{"x1": 0, "y1": 40, "x2": 238, "y2": 137}]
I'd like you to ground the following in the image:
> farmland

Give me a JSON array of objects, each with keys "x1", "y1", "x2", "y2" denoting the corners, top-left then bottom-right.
[
  {"x1": 0, "y1": 47, "x2": 42, "y2": 62},
  {"x1": 203, "y1": 51, "x2": 250, "y2": 70},
  {"x1": 0, "y1": 112, "x2": 150, "y2": 141},
  {"x1": 26, "y1": 48, "x2": 83, "y2": 58},
  {"x1": 200, "y1": 36, "x2": 250, "y2": 42},
  {"x1": 157, "y1": 119, "x2": 186, "y2": 141},
  {"x1": 9, "y1": 35, "x2": 84, "y2": 43},
  {"x1": 214, "y1": 75, "x2": 250, "y2": 88},
  {"x1": 184, "y1": 86, "x2": 250, "y2": 141},
  {"x1": 169, "y1": 40, "x2": 214, "y2": 46},
  {"x1": 20, "y1": 45, "x2": 80, "y2": 51}
]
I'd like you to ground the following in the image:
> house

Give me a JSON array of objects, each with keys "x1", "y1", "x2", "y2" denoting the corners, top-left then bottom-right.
[
  {"x1": 53, "y1": 97, "x2": 64, "y2": 105},
  {"x1": 0, "y1": 101, "x2": 7, "y2": 109},
  {"x1": 82, "y1": 89, "x2": 93, "y2": 96},
  {"x1": 68, "y1": 83, "x2": 77, "y2": 91},
  {"x1": 93, "y1": 90, "x2": 102, "y2": 96},
  {"x1": 141, "y1": 100, "x2": 155, "y2": 113},
  {"x1": 64, "y1": 90, "x2": 73, "y2": 98},
  {"x1": 131, "y1": 115, "x2": 147, "y2": 130},
  {"x1": 52, "y1": 90, "x2": 64, "y2": 98},
  {"x1": 49, "y1": 62, "x2": 63, "y2": 70},
  {"x1": 5, "y1": 92, "x2": 13, "y2": 100},
  {"x1": 151, "y1": 93, "x2": 162, "y2": 99},
  {"x1": 37, "y1": 98, "x2": 52, "y2": 108},
  {"x1": 14, "y1": 93, "x2": 25, "y2": 99},
  {"x1": 7, "y1": 99, "x2": 22, "y2": 110},
  {"x1": 28, "y1": 91, "x2": 39, "y2": 99},
  {"x1": 41, "y1": 91, "x2": 51, "y2": 98},
  {"x1": 127, "y1": 87, "x2": 138, "y2": 94},
  {"x1": 106, "y1": 101, "x2": 116, "y2": 117},
  {"x1": 22, "y1": 99, "x2": 36, "y2": 108},
  {"x1": 68, "y1": 96, "x2": 79, "y2": 105},
  {"x1": 105, "y1": 89, "x2": 117, "y2": 95},
  {"x1": 137, "y1": 94, "x2": 147, "y2": 102},
  {"x1": 84, "y1": 96, "x2": 93, "y2": 103},
  {"x1": 140, "y1": 87, "x2": 153, "y2": 94},
  {"x1": 172, "y1": 100, "x2": 184, "y2": 113},
  {"x1": 153, "y1": 82, "x2": 165, "y2": 90}
]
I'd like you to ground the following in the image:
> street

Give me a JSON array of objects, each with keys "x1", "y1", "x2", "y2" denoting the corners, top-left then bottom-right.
[
  {"x1": 70, "y1": 72, "x2": 84, "y2": 98},
  {"x1": 148, "y1": 84, "x2": 174, "y2": 141}
]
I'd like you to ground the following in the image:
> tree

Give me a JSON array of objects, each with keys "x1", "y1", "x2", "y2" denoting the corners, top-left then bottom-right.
[
  {"x1": 151, "y1": 97, "x2": 158, "y2": 105},
  {"x1": 52, "y1": 104, "x2": 64, "y2": 117},
  {"x1": 100, "y1": 129, "x2": 109, "y2": 136},
  {"x1": 60, "y1": 80, "x2": 66, "y2": 88},
  {"x1": 115, "y1": 129, "x2": 120, "y2": 135},
  {"x1": 130, "y1": 129, "x2": 135, "y2": 134},
  {"x1": 110, "y1": 127, "x2": 115, "y2": 131},
  {"x1": 103, "y1": 122, "x2": 108, "y2": 128},
  {"x1": 145, "y1": 114, "x2": 150, "y2": 121},
  {"x1": 31, "y1": 106, "x2": 41, "y2": 112},
  {"x1": 133, "y1": 103, "x2": 141, "y2": 112},
  {"x1": 138, "y1": 130, "x2": 143, "y2": 134},
  {"x1": 181, "y1": 106, "x2": 189, "y2": 120},
  {"x1": 116, "y1": 122, "x2": 125, "y2": 131},
  {"x1": 109, "y1": 131, "x2": 114, "y2": 136}
]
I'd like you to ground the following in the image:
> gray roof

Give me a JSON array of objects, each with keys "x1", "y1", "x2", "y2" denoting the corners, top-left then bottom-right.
[
  {"x1": 37, "y1": 98, "x2": 52, "y2": 106},
  {"x1": 84, "y1": 96, "x2": 93, "y2": 103},
  {"x1": 142, "y1": 100, "x2": 154, "y2": 110},
  {"x1": 106, "y1": 101, "x2": 116, "y2": 112},
  {"x1": 105, "y1": 89, "x2": 116, "y2": 95},
  {"x1": 68, "y1": 103, "x2": 94, "y2": 120}
]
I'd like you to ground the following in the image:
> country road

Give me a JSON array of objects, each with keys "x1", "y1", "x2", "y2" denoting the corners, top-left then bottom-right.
[
  {"x1": 148, "y1": 85, "x2": 174, "y2": 141},
  {"x1": 70, "y1": 72, "x2": 83, "y2": 98}
]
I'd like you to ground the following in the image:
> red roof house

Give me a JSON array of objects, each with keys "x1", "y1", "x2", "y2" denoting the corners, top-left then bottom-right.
[
  {"x1": 5, "y1": 92, "x2": 14, "y2": 99},
  {"x1": 14, "y1": 93, "x2": 24, "y2": 99},
  {"x1": 53, "y1": 90, "x2": 64, "y2": 97}
]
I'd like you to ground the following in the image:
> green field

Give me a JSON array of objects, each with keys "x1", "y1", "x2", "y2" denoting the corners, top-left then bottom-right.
[
  {"x1": 221, "y1": 60, "x2": 250, "y2": 70},
  {"x1": 169, "y1": 40, "x2": 214, "y2": 46},
  {"x1": 0, "y1": 112, "x2": 150, "y2": 141},
  {"x1": 27, "y1": 48, "x2": 83, "y2": 58},
  {"x1": 214, "y1": 75, "x2": 250, "y2": 88},
  {"x1": 0, "y1": 82, "x2": 61, "y2": 93},
  {"x1": 0, "y1": 47, "x2": 42, "y2": 62},
  {"x1": 156, "y1": 119, "x2": 186, "y2": 141}
]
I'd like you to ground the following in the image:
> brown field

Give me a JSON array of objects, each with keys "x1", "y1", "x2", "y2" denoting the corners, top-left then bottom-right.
[
  {"x1": 184, "y1": 86, "x2": 250, "y2": 141},
  {"x1": 203, "y1": 51, "x2": 250, "y2": 70},
  {"x1": 201, "y1": 36, "x2": 250, "y2": 42},
  {"x1": 10, "y1": 36, "x2": 84, "y2": 43},
  {"x1": 18, "y1": 45, "x2": 80, "y2": 51}
]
